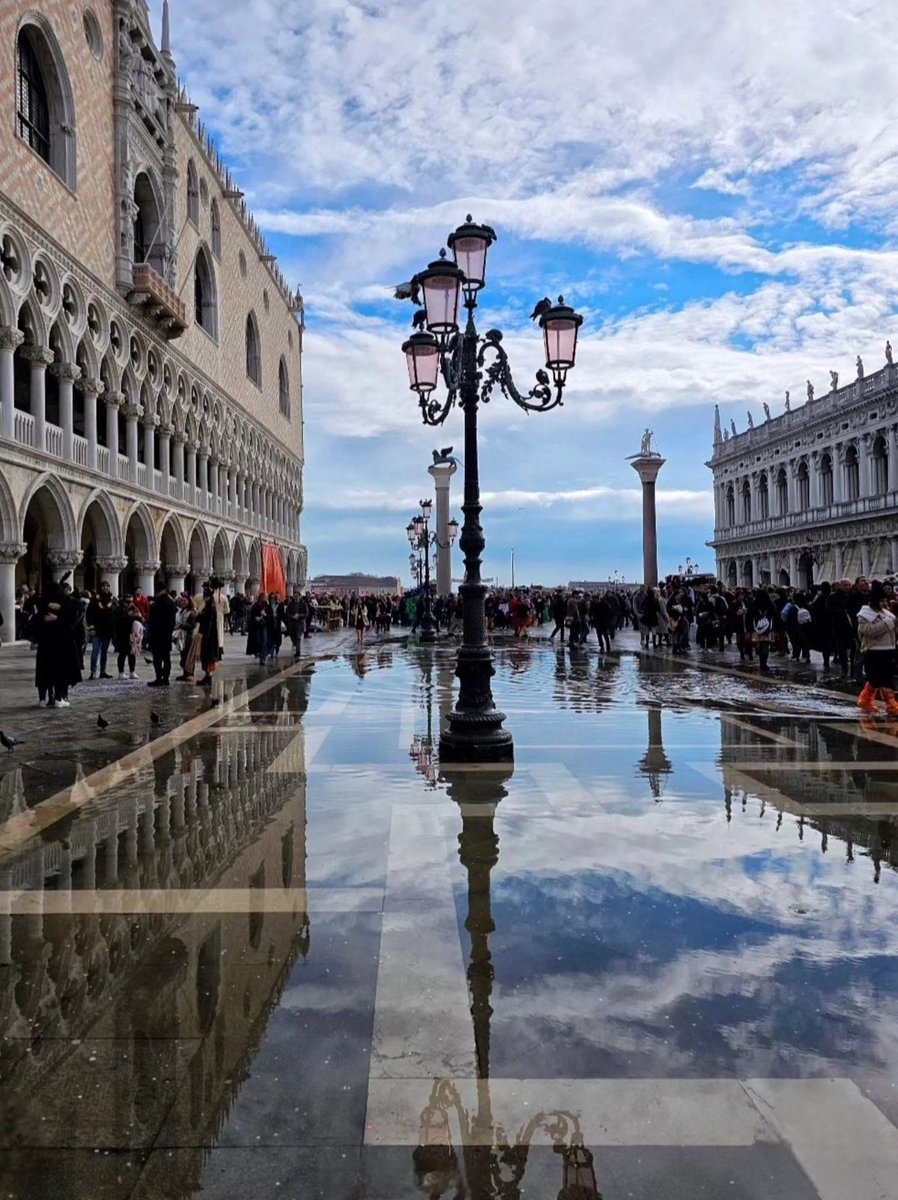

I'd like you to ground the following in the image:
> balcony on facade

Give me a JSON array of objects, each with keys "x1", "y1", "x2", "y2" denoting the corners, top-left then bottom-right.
[{"x1": 128, "y1": 264, "x2": 188, "y2": 340}]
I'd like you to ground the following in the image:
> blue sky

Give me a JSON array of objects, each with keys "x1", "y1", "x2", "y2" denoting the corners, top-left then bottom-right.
[{"x1": 154, "y1": 0, "x2": 898, "y2": 586}]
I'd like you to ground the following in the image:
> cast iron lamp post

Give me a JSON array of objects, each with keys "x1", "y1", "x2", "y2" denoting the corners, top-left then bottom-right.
[
  {"x1": 401, "y1": 217, "x2": 583, "y2": 761},
  {"x1": 407, "y1": 501, "x2": 459, "y2": 642}
]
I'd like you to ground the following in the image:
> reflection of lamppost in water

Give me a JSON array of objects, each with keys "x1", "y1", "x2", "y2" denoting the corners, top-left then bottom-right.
[
  {"x1": 410, "y1": 658, "x2": 439, "y2": 787},
  {"x1": 413, "y1": 766, "x2": 602, "y2": 1198},
  {"x1": 638, "y1": 702, "x2": 673, "y2": 801}
]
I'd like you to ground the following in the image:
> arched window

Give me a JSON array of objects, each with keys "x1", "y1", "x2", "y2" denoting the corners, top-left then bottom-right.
[
  {"x1": 15, "y1": 22, "x2": 76, "y2": 188},
  {"x1": 820, "y1": 453, "x2": 833, "y2": 506},
  {"x1": 740, "y1": 479, "x2": 751, "y2": 524},
  {"x1": 133, "y1": 172, "x2": 165, "y2": 275},
  {"x1": 758, "y1": 472, "x2": 769, "y2": 519},
  {"x1": 245, "y1": 312, "x2": 261, "y2": 385},
  {"x1": 844, "y1": 444, "x2": 860, "y2": 500},
  {"x1": 278, "y1": 357, "x2": 290, "y2": 417},
  {"x1": 194, "y1": 246, "x2": 218, "y2": 339},
  {"x1": 210, "y1": 199, "x2": 221, "y2": 258},
  {"x1": 186, "y1": 159, "x2": 199, "y2": 225},
  {"x1": 776, "y1": 467, "x2": 788, "y2": 515},
  {"x1": 872, "y1": 435, "x2": 888, "y2": 493},
  {"x1": 725, "y1": 485, "x2": 735, "y2": 526},
  {"x1": 797, "y1": 461, "x2": 810, "y2": 510}
]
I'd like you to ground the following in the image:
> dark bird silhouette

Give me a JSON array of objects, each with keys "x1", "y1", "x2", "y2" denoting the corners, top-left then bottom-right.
[
  {"x1": 150, "y1": 711, "x2": 160, "y2": 726},
  {"x1": 536, "y1": 369, "x2": 550, "y2": 386},
  {"x1": 0, "y1": 731, "x2": 23, "y2": 753},
  {"x1": 411, "y1": 309, "x2": 427, "y2": 330},
  {"x1": 97, "y1": 714, "x2": 108, "y2": 730},
  {"x1": 530, "y1": 297, "x2": 552, "y2": 321},
  {"x1": 393, "y1": 279, "x2": 421, "y2": 304}
]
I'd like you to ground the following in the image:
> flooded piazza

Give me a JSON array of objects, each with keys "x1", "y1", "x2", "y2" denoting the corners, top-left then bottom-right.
[{"x1": 2, "y1": 638, "x2": 898, "y2": 1199}]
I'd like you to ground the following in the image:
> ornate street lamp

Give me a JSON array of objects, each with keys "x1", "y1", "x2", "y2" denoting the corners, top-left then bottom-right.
[
  {"x1": 400, "y1": 218, "x2": 584, "y2": 761},
  {"x1": 407, "y1": 499, "x2": 459, "y2": 642}
]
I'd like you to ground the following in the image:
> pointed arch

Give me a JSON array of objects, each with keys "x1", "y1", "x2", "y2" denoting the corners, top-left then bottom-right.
[
  {"x1": 0, "y1": 470, "x2": 17, "y2": 543},
  {"x1": 186, "y1": 159, "x2": 199, "y2": 225},
  {"x1": 133, "y1": 170, "x2": 165, "y2": 275},
  {"x1": 278, "y1": 356, "x2": 290, "y2": 418},
  {"x1": 245, "y1": 311, "x2": 261, "y2": 385},
  {"x1": 159, "y1": 514, "x2": 188, "y2": 569},
  {"x1": 210, "y1": 199, "x2": 222, "y2": 258},
  {"x1": 19, "y1": 472, "x2": 77, "y2": 547},
  {"x1": 233, "y1": 534, "x2": 248, "y2": 585},
  {"x1": 123, "y1": 500, "x2": 157, "y2": 564},
  {"x1": 16, "y1": 15, "x2": 77, "y2": 189},
  {"x1": 212, "y1": 528, "x2": 230, "y2": 577},
  {"x1": 78, "y1": 489, "x2": 124, "y2": 559},
  {"x1": 193, "y1": 243, "x2": 218, "y2": 339},
  {"x1": 187, "y1": 521, "x2": 211, "y2": 578}
]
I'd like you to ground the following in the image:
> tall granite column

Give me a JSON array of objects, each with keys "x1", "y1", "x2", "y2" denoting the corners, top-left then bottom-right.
[
  {"x1": 428, "y1": 458, "x2": 458, "y2": 597},
  {"x1": 628, "y1": 441, "x2": 666, "y2": 587}
]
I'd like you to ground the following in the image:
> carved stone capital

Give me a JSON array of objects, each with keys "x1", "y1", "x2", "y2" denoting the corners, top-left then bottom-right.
[
  {"x1": 94, "y1": 555, "x2": 129, "y2": 572},
  {"x1": 198, "y1": 444, "x2": 211, "y2": 459},
  {"x1": 105, "y1": 391, "x2": 125, "y2": 410},
  {"x1": 0, "y1": 542, "x2": 27, "y2": 564},
  {"x1": 0, "y1": 328, "x2": 25, "y2": 354},
  {"x1": 19, "y1": 345, "x2": 55, "y2": 368},
  {"x1": 164, "y1": 562, "x2": 189, "y2": 576},
  {"x1": 141, "y1": 412, "x2": 160, "y2": 430},
  {"x1": 123, "y1": 401, "x2": 144, "y2": 421},
  {"x1": 172, "y1": 428, "x2": 187, "y2": 444},
  {"x1": 76, "y1": 376, "x2": 105, "y2": 398},
  {"x1": 135, "y1": 560, "x2": 162, "y2": 574},
  {"x1": 159, "y1": 422, "x2": 174, "y2": 438},
  {"x1": 48, "y1": 362, "x2": 82, "y2": 383},
  {"x1": 186, "y1": 439, "x2": 199, "y2": 453},
  {"x1": 46, "y1": 550, "x2": 83, "y2": 570}
]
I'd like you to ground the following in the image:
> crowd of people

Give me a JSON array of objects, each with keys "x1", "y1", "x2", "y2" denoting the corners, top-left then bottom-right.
[{"x1": 6, "y1": 570, "x2": 898, "y2": 716}]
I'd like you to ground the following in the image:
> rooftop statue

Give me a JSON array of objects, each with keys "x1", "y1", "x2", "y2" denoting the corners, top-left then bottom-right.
[
  {"x1": 807, "y1": 380, "x2": 814, "y2": 403},
  {"x1": 857, "y1": 355, "x2": 864, "y2": 379},
  {"x1": 886, "y1": 340, "x2": 893, "y2": 366},
  {"x1": 785, "y1": 389, "x2": 790, "y2": 411},
  {"x1": 829, "y1": 370, "x2": 838, "y2": 392},
  {"x1": 763, "y1": 403, "x2": 771, "y2": 421},
  {"x1": 746, "y1": 411, "x2": 754, "y2": 429}
]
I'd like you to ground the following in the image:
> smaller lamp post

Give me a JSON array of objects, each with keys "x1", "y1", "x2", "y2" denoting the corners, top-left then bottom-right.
[{"x1": 407, "y1": 499, "x2": 458, "y2": 642}]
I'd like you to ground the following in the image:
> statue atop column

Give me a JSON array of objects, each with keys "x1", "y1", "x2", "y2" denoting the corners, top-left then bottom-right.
[{"x1": 638, "y1": 428, "x2": 660, "y2": 457}]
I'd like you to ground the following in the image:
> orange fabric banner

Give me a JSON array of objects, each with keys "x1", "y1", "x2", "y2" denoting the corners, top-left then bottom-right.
[{"x1": 261, "y1": 543, "x2": 287, "y2": 600}]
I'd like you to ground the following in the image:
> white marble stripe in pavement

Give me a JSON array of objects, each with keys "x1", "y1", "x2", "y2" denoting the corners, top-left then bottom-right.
[
  {"x1": 692, "y1": 763, "x2": 898, "y2": 816},
  {"x1": 307, "y1": 696, "x2": 355, "y2": 718},
  {"x1": 365, "y1": 1075, "x2": 898, "y2": 1199},
  {"x1": 0, "y1": 886, "x2": 384, "y2": 916},
  {"x1": 368, "y1": 803, "x2": 475, "y2": 1083}
]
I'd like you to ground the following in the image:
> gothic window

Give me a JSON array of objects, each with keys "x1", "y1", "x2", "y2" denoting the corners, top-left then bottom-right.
[
  {"x1": 844, "y1": 444, "x2": 859, "y2": 500},
  {"x1": 187, "y1": 159, "x2": 199, "y2": 225},
  {"x1": 133, "y1": 172, "x2": 165, "y2": 275},
  {"x1": 776, "y1": 467, "x2": 788, "y2": 515},
  {"x1": 245, "y1": 312, "x2": 261, "y2": 385},
  {"x1": 210, "y1": 199, "x2": 221, "y2": 257},
  {"x1": 758, "y1": 472, "x2": 769, "y2": 519},
  {"x1": 278, "y1": 357, "x2": 290, "y2": 417},
  {"x1": 725, "y1": 485, "x2": 735, "y2": 526},
  {"x1": 194, "y1": 246, "x2": 217, "y2": 339},
  {"x1": 820, "y1": 453, "x2": 833, "y2": 506},
  {"x1": 872, "y1": 435, "x2": 888, "y2": 493},
  {"x1": 15, "y1": 22, "x2": 76, "y2": 188},
  {"x1": 797, "y1": 461, "x2": 810, "y2": 510},
  {"x1": 740, "y1": 479, "x2": 751, "y2": 524}
]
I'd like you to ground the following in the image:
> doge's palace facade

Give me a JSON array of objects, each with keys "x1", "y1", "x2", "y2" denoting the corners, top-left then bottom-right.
[
  {"x1": 0, "y1": 0, "x2": 306, "y2": 640},
  {"x1": 707, "y1": 351, "x2": 898, "y2": 589}
]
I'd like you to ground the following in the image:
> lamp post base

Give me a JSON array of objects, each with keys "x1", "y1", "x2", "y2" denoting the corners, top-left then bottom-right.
[{"x1": 439, "y1": 646, "x2": 514, "y2": 762}]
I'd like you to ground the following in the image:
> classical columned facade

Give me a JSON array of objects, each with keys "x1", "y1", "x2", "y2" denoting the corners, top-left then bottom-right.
[
  {"x1": 0, "y1": 1, "x2": 307, "y2": 639},
  {"x1": 707, "y1": 361, "x2": 898, "y2": 589}
]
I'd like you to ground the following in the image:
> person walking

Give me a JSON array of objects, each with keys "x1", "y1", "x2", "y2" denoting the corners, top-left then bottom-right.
[
  {"x1": 749, "y1": 588, "x2": 776, "y2": 672},
  {"x1": 196, "y1": 586, "x2": 221, "y2": 687},
  {"x1": 113, "y1": 599, "x2": 142, "y2": 680},
  {"x1": 549, "y1": 589, "x2": 567, "y2": 643},
  {"x1": 147, "y1": 584, "x2": 177, "y2": 686},
  {"x1": 86, "y1": 581, "x2": 116, "y2": 679},
  {"x1": 246, "y1": 593, "x2": 272, "y2": 665},
  {"x1": 857, "y1": 581, "x2": 898, "y2": 714},
  {"x1": 174, "y1": 594, "x2": 199, "y2": 682}
]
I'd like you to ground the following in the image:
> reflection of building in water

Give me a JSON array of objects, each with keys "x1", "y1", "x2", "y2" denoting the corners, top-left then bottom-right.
[
  {"x1": 0, "y1": 719, "x2": 310, "y2": 1187},
  {"x1": 719, "y1": 714, "x2": 898, "y2": 882},
  {"x1": 638, "y1": 704, "x2": 672, "y2": 800},
  {"x1": 415, "y1": 767, "x2": 603, "y2": 1199}
]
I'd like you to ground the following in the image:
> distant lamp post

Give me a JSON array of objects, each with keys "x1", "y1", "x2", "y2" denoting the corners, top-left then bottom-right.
[
  {"x1": 408, "y1": 499, "x2": 458, "y2": 642},
  {"x1": 401, "y1": 218, "x2": 583, "y2": 761}
]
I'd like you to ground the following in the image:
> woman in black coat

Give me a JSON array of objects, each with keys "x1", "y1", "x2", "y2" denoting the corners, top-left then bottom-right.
[{"x1": 34, "y1": 582, "x2": 82, "y2": 707}]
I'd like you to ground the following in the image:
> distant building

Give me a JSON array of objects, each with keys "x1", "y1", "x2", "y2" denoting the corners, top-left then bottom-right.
[
  {"x1": 568, "y1": 579, "x2": 614, "y2": 591},
  {"x1": 309, "y1": 573, "x2": 401, "y2": 596},
  {"x1": 707, "y1": 362, "x2": 898, "y2": 588}
]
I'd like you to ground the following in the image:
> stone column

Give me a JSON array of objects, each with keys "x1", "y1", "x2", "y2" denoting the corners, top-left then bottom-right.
[
  {"x1": 889, "y1": 429, "x2": 898, "y2": 494},
  {"x1": 428, "y1": 459, "x2": 457, "y2": 596},
  {"x1": 46, "y1": 549, "x2": 83, "y2": 584},
  {"x1": 186, "y1": 438, "x2": 198, "y2": 498},
  {"x1": 859, "y1": 435, "x2": 872, "y2": 497},
  {"x1": 628, "y1": 452, "x2": 666, "y2": 587},
  {"x1": 0, "y1": 543, "x2": 26, "y2": 643},
  {"x1": 833, "y1": 446, "x2": 845, "y2": 503},
  {"x1": 21, "y1": 345, "x2": 54, "y2": 452},
  {"x1": 0, "y1": 328, "x2": 24, "y2": 440},
  {"x1": 95, "y1": 555, "x2": 129, "y2": 597},
  {"x1": 173, "y1": 430, "x2": 186, "y2": 493},
  {"x1": 158, "y1": 423, "x2": 172, "y2": 494},
  {"x1": 105, "y1": 391, "x2": 123, "y2": 476},
  {"x1": 165, "y1": 562, "x2": 189, "y2": 595},
  {"x1": 788, "y1": 550, "x2": 798, "y2": 586},
  {"x1": 229, "y1": 466, "x2": 238, "y2": 519},
  {"x1": 124, "y1": 402, "x2": 141, "y2": 484},
  {"x1": 78, "y1": 377, "x2": 103, "y2": 470},
  {"x1": 834, "y1": 544, "x2": 844, "y2": 579},
  {"x1": 50, "y1": 361, "x2": 80, "y2": 460},
  {"x1": 809, "y1": 453, "x2": 820, "y2": 509},
  {"x1": 137, "y1": 559, "x2": 161, "y2": 598},
  {"x1": 247, "y1": 575, "x2": 260, "y2": 600},
  {"x1": 861, "y1": 540, "x2": 871, "y2": 577},
  {"x1": 198, "y1": 446, "x2": 210, "y2": 508},
  {"x1": 217, "y1": 460, "x2": 227, "y2": 517},
  {"x1": 142, "y1": 412, "x2": 157, "y2": 482}
]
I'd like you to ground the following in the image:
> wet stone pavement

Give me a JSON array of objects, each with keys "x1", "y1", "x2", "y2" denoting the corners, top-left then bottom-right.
[{"x1": 1, "y1": 631, "x2": 898, "y2": 1199}]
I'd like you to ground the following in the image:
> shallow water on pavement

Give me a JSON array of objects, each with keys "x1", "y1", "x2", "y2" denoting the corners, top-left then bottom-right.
[{"x1": 0, "y1": 641, "x2": 896, "y2": 1199}]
